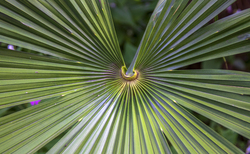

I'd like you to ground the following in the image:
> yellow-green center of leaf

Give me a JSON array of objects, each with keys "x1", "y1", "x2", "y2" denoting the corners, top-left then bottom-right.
[{"x1": 121, "y1": 66, "x2": 138, "y2": 81}]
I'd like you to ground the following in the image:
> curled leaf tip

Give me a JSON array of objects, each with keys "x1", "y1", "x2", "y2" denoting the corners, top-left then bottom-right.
[{"x1": 121, "y1": 66, "x2": 138, "y2": 81}]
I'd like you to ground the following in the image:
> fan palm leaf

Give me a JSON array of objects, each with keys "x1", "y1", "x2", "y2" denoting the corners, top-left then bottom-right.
[{"x1": 0, "y1": 0, "x2": 250, "y2": 153}]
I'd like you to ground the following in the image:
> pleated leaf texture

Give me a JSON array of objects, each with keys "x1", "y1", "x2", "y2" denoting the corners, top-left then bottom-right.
[{"x1": 0, "y1": 0, "x2": 250, "y2": 153}]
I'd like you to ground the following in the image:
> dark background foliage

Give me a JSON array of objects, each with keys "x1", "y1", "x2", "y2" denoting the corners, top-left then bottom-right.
[{"x1": 0, "y1": 0, "x2": 249, "y2": 153}]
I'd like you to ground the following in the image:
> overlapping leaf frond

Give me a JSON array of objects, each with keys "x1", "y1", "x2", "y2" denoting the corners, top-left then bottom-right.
[{"x1": 0, "y1": 0, "x2": 249, "y2": 153}]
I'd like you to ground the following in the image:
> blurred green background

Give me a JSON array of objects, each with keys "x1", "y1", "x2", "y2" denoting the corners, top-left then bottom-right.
[{"x1": 0, "y1": 0, "x2": 249, "y2": 153}]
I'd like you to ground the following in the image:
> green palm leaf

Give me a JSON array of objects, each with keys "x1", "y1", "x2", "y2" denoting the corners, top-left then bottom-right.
[{"x1": 0, "y1": 0, "x2": 249, "y2": 153}]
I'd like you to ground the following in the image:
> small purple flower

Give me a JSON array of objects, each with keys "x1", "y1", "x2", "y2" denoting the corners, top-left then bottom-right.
[
  {"x1": 30, "y1": 100, "x2": 41, "y2": 106},
  {"x1": 8, "y1": 45, "x2": 14, "y2": 50},
  {"x1": 247, "y1": 145, "x2": 250, "y2": 154},
  {"x1": 226, "y1": 5, "x2": 233, "y2": 14},
  {"x1": 235, "y1": 9, "x2": 241, "y2": 14},
  {"x1": 110, "y1": 3, "x2": 116, "y2": 8},
  {"x1": 246, "y1": 140, "x2": 250, "y2": 154}
]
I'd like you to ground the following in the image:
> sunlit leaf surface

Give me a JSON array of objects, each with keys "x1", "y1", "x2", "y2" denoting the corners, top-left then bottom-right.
[{"x1": 0, "y1": 0, "x2": 249, "y2": 153}]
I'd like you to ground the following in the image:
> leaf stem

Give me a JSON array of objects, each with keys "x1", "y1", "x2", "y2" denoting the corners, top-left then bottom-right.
[{"x1": 126, "y1": 44, "x2": 141, "y2": 76}]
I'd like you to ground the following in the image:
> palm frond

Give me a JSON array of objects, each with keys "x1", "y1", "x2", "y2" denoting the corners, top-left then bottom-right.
[{"x1": 0, "y1": 0, "x2": 249, "y2": 153}]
